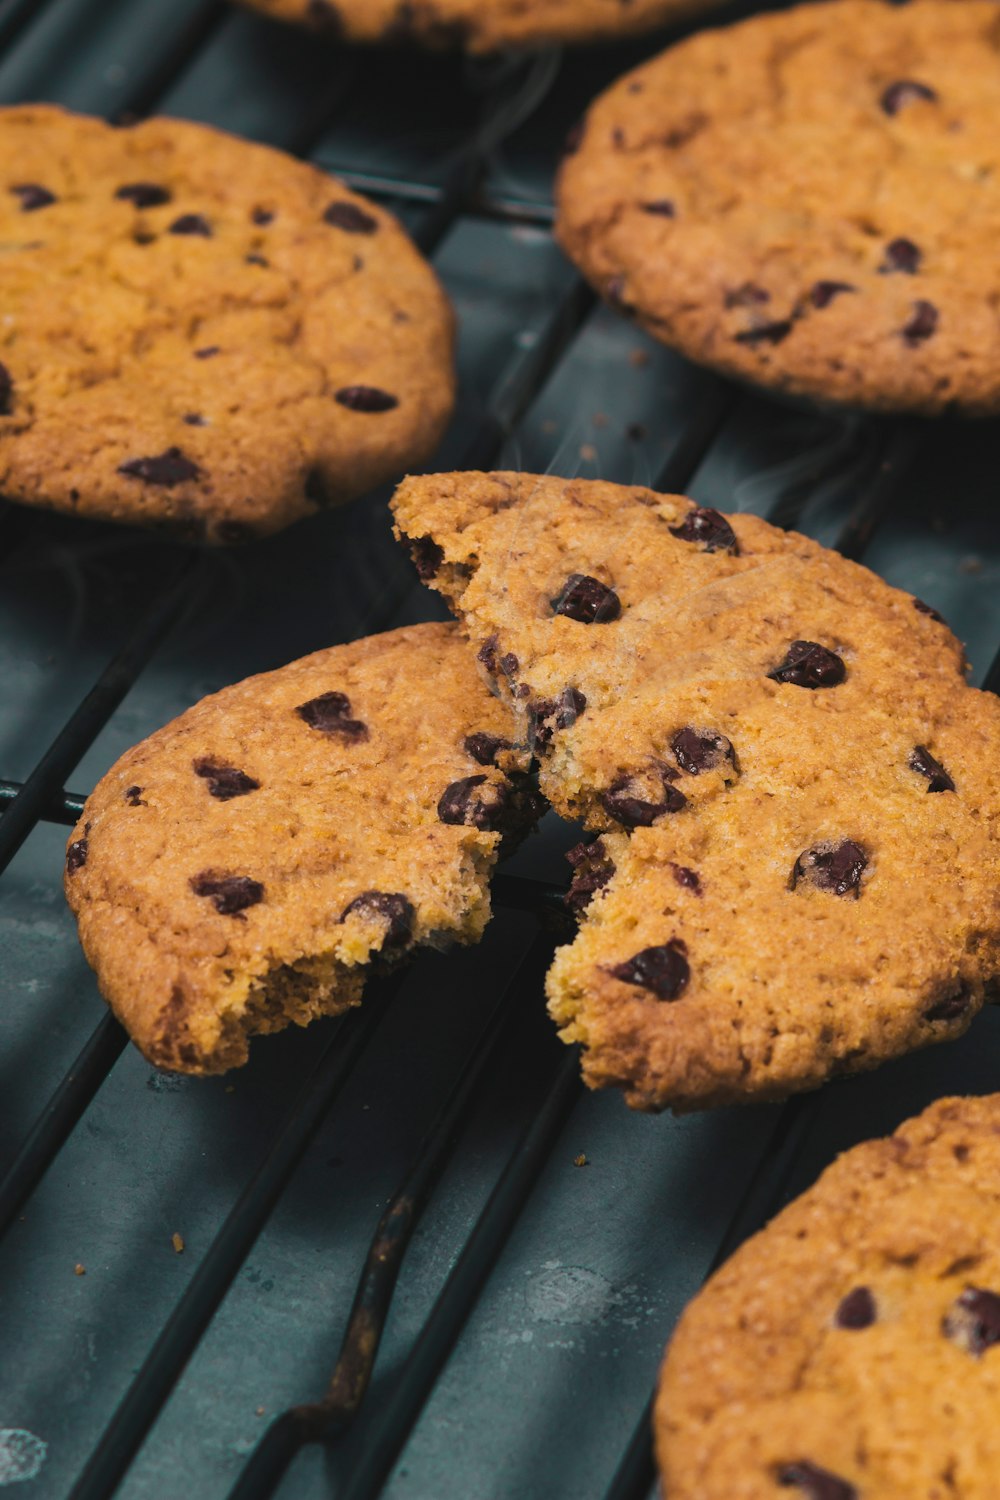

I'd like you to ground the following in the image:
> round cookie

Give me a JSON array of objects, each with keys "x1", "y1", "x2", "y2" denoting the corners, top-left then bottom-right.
[
  {"x1": 236, "y1": 0, "x2": 725, "y2": 53},
  {"x1": 64, "y1": 622, "x2": 542, "y2": 1073},
  {"x1": 657, "y1": 1095, "x2": 1000, "y2": 1498},
  {"x1": 556, "y1": 0, "x2": 1000, "y2": 415},
  {"x1": 0, "y1": 105, "x2": 455, "y2": 541}
]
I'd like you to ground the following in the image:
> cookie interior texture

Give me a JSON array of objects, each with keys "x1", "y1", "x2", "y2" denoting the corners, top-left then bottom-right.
[
  {"x1": 557, "y1": 0, "x2": 1000, "y2": 415},
  {"x1": 658, "y1": 1095, "x2": 1000, "y2": 1498},
  {"x1": 64, "y1": 622, "x2": 542, "y2": 1074},
  {"x1": 392, "y1": 471, "x2": 1000, "y2": 1111},
  {"x1": 236, "y1": 0, "x2": 725, "y2": 53},
  {"x1": 0, "y1": 105, "x2": 455, "y2": 541}
]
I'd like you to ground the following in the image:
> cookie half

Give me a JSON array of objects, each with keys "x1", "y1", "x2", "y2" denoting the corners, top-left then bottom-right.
[
  {"x1": 658, "y1": 1095, "x2": 1000, "y2": 1497},
  {"x1": 556, "y1": 0, "x2": 1000, "y2": 414},
  {"x1": 392, "y1": 471, "x2": 1000, "y2": 1110},
  {"x1": 64, "y1": 622, "x2": 542, "y2": 1073},
  {"x1": 0, "y1": 105, "x2": 454, "y2": 541}
]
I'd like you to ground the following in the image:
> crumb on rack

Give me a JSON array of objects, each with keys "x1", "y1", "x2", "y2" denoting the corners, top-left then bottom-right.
[
  {"x1": 74, "y1": 1262, "x2": 86, "y2": 1276},
  {"x1": 573, "y1": 1153, "x2": 589, "y2": 1168},
  {"x1": 172, "y1": 1232, "x2": 185, "y2": 1254}
]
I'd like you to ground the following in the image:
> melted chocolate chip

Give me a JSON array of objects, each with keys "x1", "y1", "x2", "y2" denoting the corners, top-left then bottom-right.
[
  {"x1": 924, "y1": 980, "x2": 972, "y2": 1022},
  {"x1": 334, "y1": 385, "x2": 399, "y2": 412},
  {"x1": 903, "y1": 299, "x2": 938, "y2": 345},
  {"x1": 66, "y1": 837, "x2": 88, "y2": 874},
  {"x1": 734, "y1": 319, "x2": 794, "y2": 346},
  {"x1": 296, "y1": 691, "x2": 368, "y2": 740},
  {"x1": 768, "y1": 641, "x2": 846, "y2": 689},
  {"x1": 641, "y1": 199, "x2": 675, "y2": 217},
  {"x1": 914, "y1": 596, "x2": 946, "y2": 623},
  {"x1": 11, "y1": 183, "x2": 56, "y2": 211},
  {"x1": 909, "y1": 744, "x2": 955, "y2": 793},
  {"x1": 528, "y1": 688, "x2": 586, "y2": 750},
  {"x1": 669, "y1": 506, "x2": 739, "y2": 554},
  {"x1": 880, "y1": 78, "x2": 937, "y2": 115},
  {"x1": 671, "y1": 727, "x2": 735, "y2": 775},
  {"x1": 436, "y1": 772, "x2": 544, "y2": 840},
  {"x1": 118, "y1": 447, "x2": 201, "y2": 487},
  {"x1": 835, "y1": 1286, "x2": 876, "y2": 1329},
  {"x1": 601, "y1": 764, "x2": 687, "y2": 828},
  {"x1": 115, "y1": 182, "x2": 172, "y2": 208},
  {"x1": 810, "y1": 280, "x2": 857, "y2": 309},
  {"x1": 790, "y1": 840, "x2": 868, "y2": 897},
  {"x1": 777, "y1": 1461, "x2": 857, "y2": 1499},
  {"x1": 324, "y1": 201, "x2": 378, "y2": 234},
  {"x1": 565, "y1": 839, "x2": 615, "y2": 914},
  {"x1": 610, "y1": 940, "x2": 689, "y2": 1001},
  {"x1": 464, "y1": 732, "x2": 512, "y2": 766},
  {"x1": 169, "y1": 214, "x2": 212, "y2": 237},
  {"x1": 408, "y1": 535, "x2": 444, "y2": 580},
  {"x1": 943, "y1": 1287, "x2": 1000, "y2": 1356},
  {"x1": 671, "y1": 863, "x2": 701, "y2": 894},
  {"x1": 252, "y1": 206, "x2": 275, "y2": 225},
  {"x1": 189, "y1": 872, "x2": 264, "y2": 915},
  {"x1": 0, "y1": 362, "x2": 12, "y2": 416},
  {"x1": 193, "y1": 757, "x2": 261, "y2": 801},
  {"x1": 880, "y1": 236, "x2": 921, "y2": 274},
  {"x1": 551, "y1": 573, "x2": 621, "y2": 624},
  {"x1": 340, "y1": 890, "x2": 414, "y2": 947},
  {"x1": 125, "y1": 785, "x2": 145, "y2": 806}
]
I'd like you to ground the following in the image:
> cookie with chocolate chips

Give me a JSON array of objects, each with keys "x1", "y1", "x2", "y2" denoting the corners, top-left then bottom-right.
[
  {"x1": 658, "y1": 1095, "x2": 1000, "y2": 1497},
  {"x1": 0, "y1": 105, "x2": 454, "y2": 540},
  {"x1": 393, "y1": 470, "x2": 1000, "y2": 1110},
  {"x1": 64, "y1": 622, "x2": 542, "y2": 1073},
  {"x1": 557, "y1": 0, "x2": 1000, "y2": 414}
]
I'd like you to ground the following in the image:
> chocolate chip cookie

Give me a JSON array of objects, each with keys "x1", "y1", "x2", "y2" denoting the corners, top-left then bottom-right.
[
  {"x1": 64, "y1": 622, "x2": 542, "y2": 1073},
  {"x1": 0, "y1": 105, "x2": 454, "y2": 541},
  {"x1": 238, "y1": 0, "x2": 724, "y2": 53},
  {"x1": 556, "y1": 0, "x2": 1000, "y2": 414},
  {"x1": 658, "y1": 1094, "x2": 1000, "y2": 1497},
  {"x1": 392, "y1": 471, "x2": 1000, "y2": 1110}
]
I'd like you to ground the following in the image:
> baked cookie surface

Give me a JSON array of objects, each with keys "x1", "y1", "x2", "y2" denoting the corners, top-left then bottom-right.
[
  {"x1": 556, "y1": 0, "x2": 1000, "y2": 415},
  {"x1": 0, "y1": 105, "x2": 454, "y2": 541},
  {"x1": 392, "y1": 471, "x2": 1000, "y2": 1110},
  {"x1": 658, "y1": 1095, "x2": 1000, "y2": 1498},
  {"x1": 65, "y1": 622, "x2": 541, "y2": 1073}
]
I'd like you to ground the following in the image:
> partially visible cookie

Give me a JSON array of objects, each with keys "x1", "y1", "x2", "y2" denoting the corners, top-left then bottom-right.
[
  {"x1": 658, "y1": 1095, "x2": 1000, "y2": 1497},
  {"x1": 557, "y1": 0, "x2": 1000, "y2": 414},
  {"x1": 64, "y1": 622, "x2": 542, "y2": 1073},
  {"x1": 0, "y1": 105, "x2": 454, "y2": 541},
  {"x1": 392, "y1": 471, "x2": 1000, "y2": 1110},
  {"x1": 237, "y1": 0, "x2": 724, "y2": 53}
]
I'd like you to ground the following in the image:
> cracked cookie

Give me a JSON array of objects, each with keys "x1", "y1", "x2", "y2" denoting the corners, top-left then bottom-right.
[
  {"x1": 556, "y1": 0, "x2": 1000, "y2": 414},
  {"x1": 0, "y1": 105, "x2": 454, "y2": 541},
  {"x1": 64, "y1": 622, "x2": 542, "y2": 1073},
  {"x1": 658, "y1": 1095, "x2": 1000, "y2": 1497},
  {"x1": 392, "y1": 471, "x2": 1000, "y2": 1110}
]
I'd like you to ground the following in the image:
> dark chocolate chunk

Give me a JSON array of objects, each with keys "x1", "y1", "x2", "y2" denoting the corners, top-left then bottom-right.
[
  {"x1": 436, "y1": 772, "x2": 544, "y2": 841},
  {"x1": 193, "y1": 757, "x2": 261, "y2": 801},
  {"x1": 477, "y1": 636, "x2": 499, "y2": 675},
  {"x1": 924, "y1": 980, "x2": 972, "y2": 1022},
  {"x1": 810, "y1": 280, "x2": 857, "y2": 309},
  {"x1": 528, "y1": 687, "x2": 587, "y2": 750},
  {"x1": 768, "y1": 641, "x2": 846, "y2": 689},
  {"x1": 340, "y1": 890, "x2": 414, "y2": 947},
  {"x1": 943, "y1": 1287, "x2": 1000, "y2": 1356},
  {"x1": 0, "y1": 362, "x2": 12, "y2": 416},
  {"x1": 880, "y1": 79, "x2": 937, "y2": 115},
  {"x1": 118, "y1": 447, "x2": 201, "y2": 487},
  {"x1": 464, "y1": 732, "x2": 512, "y2": 766},
  {"x1": 115, "y1": 182, "x2": 172, "y2": 208},
  {"x1": 601, "y1": 765, "x2": 686, "y2": 828},
  {"x1": 669, "y1": 505, "x2": 739, "y2": 554},
  {"x1": 551, "y1": 573, "x2": 621, "y2": 624},
  {"x1": 671, "y1": 727, "x2": 735, "y2": 774},
  {"x1": 66, "y1": 838, "x2": 88, "y2": 874},
  {"x1": 670, "y1": 863, "x2": 701, "y2": 894},
  {"x1": 902, "y1": 299, "x2": 938, "y2": 345},
  {"x1": 324, "y1": 201, "x2": 378, "y2": 234},
  {"x1": 334, "y1": 385, "x2": 399, "y2": 412},
  {"x1": 777, "y1": 1460, "x2": 857, "y2": 1499},
  {"x1": 125, "y1": 785, "x2": 145, "y2": 806},
  {"x1": 790, "y1": 839, "x2": 868, "y2": 897},
  {"x1": 610, "y1": 940, "x2": 689, "y2": 1001},
  {"x1": 835, "y1": 1286, "x2": 876, "y2": 1329},
  {"x1": 565, "y1": 839, "x2": 615, "y2": 914},
  {"x1": 169, "y1": 213, "x2": 212, "y2": 237},
  {"x1": 408, "y1": 535, "x2": 444, "y2": 580},
  {"x1": 296, "y1": 691, "x2": 368, "y2": 740},
  {"x1": 10, "y1": 183, "x2": 56, "y2": 211},
  {"x1": 499, "y1": 652, "x2": 519, "y2": 678},
  {"x1": 189, "y1": 872, "x2": 264, "y2": 916},
  {"x1": 909, "y1": 744, "x2": 955, "y2": 793},
  {"x1": 880, "y1": 236, "x2": 921, "y2": 274}
]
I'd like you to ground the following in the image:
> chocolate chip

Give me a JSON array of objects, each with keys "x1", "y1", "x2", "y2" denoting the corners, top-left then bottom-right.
[
  {"x1": 669, "y1": 506, "x2": 739, "y2": 554},
  {"x1": 881, "y1": 79, "x2": 937, "y2": 115},
  {"x1": 641, "y1": 199, "x2": 675, "y2": 217},
  {"x1": 551, "y1": 573, "x2": 621, "y2": 624},
  {"x1": 924, "y1": 980, "x2": 972, "y2": 1022},
  {"x1": 194, "y1": 346, "x2": 220, "y2": 360},
  {"x1": 118, "y1": 447, "x2": 201, "y2": 487},
  {"x1": 10, "y1": 183, "x2": 56, "y2": 211},
  {"x1": 334, "y1": 385, "x2": 399, "y2": 412},
  {"x1": 734, "y1": 319, "x2": 794, "y2": 346},
  {"x1": 477, "y1": 636, "x2": 499, "y2": 675},
  {"x1": 115, "y1": 182, "x2": 172, "y2": 208},
  {"x1": 464, "y1": 732, "x2": 512, "y2": 766},
  {"x1": 340, "y1": 890, "x2": 414, "y2": 947},
  {"x1": 672, "y1": 727, "x2": 736, "y2": 774},
  {"x1": 810, "y1": 281, "x2": 856, "y2": 309},
  {"x1": 296, "y1": 691, "x2": 368, "y2": 740},
  {"x1": 437, "y1": 772, "x2": 544, "y2": 840},
  {"x1": 601, "y1": 763, "x2": 687, "y2": 828},
  {"x1": 169, "y1": 214, "x2": 212, "y2": 237},
  {"x1": 193, "y1": 757, "x2": 261, "y2": 801},
  {"x1": 777, "y1": 1460, "x2": 857, "y2": 1499},
  {"x1": 670, "y1": 863, "x2": 701, "y2": 893},
  {"x1": 183, "y1": 413, "x2": 205, "y2": 427},
  {"x1": 189, "y1": 872, "x2": 264, "y2": 915},
  {"x1": 768, "y1": 641, "x2": 846, "y2": 689},
  {"x1": 914, "y1": 596, "x2": 946, "y2": 623},
  {"x1": 880, "y1": 236, "x2": 921, "y2": 274},
  {"x1": 909, "y1": 744, "x2": 955, "y2": 793},
  {"x1": 324, "y1": 201, "x2": 378, "y2": 234},
  {"x1": 790, "y1": 840, "x2": 868, "y2": 897},
  {"x1": 943, "y1": 1287, "x2": 1000, "y2": 1356},
  {"x1": 252, "y1": 206, "x2": 275, "y2": 225},
  {"x1": 0, "y1": 362, "x2": 12, "y2": 416},
  {"x1": 66, "y1": 838, "x2": 88, "y2": 874},
  {"x1": 246, "y1": 253, "x2": 268, "y2": 267},
  {"x1": 610, "y1": 940, "x2": 689, "y2": 1000},
  {"x1": 125, "y1": 785, "x2": 145, "y2": 806},
  {"x1": 565, "y1": 839, "x2": 615, "y2": 913},
  {"x1": 835, "y1": 1286, "x2": 876, "y2": 1329},
  {"x1": 902, "y1": 299, "x2": 938, "y2": 344},
  {"x1": 528, "y1": 687, "x2": 586, "y2": 750},
  {"x1": 499, "y1": 653, "x2": 519, "y2": 678},
  {"x1": 408, "y1": 535, "x2": 444, "y2": 580}
]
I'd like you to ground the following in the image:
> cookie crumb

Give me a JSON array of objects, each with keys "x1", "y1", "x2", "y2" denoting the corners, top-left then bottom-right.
[
  {"x1": 255, "y1": 1406, "x2": 266, "y2": 1417},
  {"x1": 574, "y1": 1153, "x2": 589, "y2": 1167},
  {"x1": 172, "y1": 1232, "x2": 185, "y2": 1254},
  {"x1": 74, "y1": 1263, "x2": 86, "y2": 1276},
  {"x1": 580, "y1": 444, "x2": 598, "y2": 462}
]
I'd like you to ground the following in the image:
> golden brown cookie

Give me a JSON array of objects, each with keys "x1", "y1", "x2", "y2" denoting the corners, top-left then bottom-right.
[
  {"x1": 658, "y1": 1095, "x2": 1000, "y2": 1498},
  {"x1": 64, "y1": 622, "x2": 542, "y2": 1073},
  {"x1": 556, "y1": 0, "x2": 1000, "y2": 415},
  {"x1": 0, "y1": 105, "x2": 454, "y2": 541},
  {"x1": 392, "y1": 471, "x2": 1000, "y2": 1110}
]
